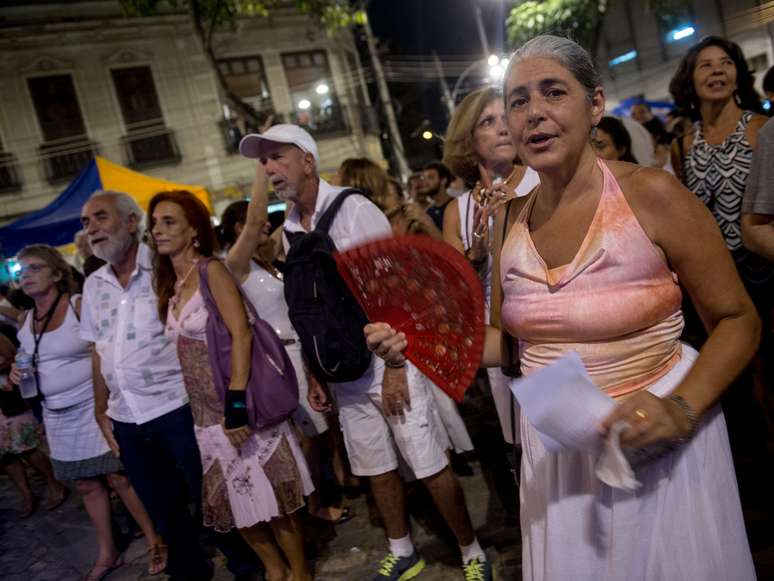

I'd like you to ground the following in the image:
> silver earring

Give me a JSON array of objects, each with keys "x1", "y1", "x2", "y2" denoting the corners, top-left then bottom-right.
[{"x1": 193, "y1": 239, "x2": 200, "y2": 248}]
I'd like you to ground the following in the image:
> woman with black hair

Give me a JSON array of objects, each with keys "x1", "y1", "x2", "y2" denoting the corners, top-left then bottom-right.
[
  {"x1": 669, "y1": 35, "x2": 768, "y2": 285},
  {"x1": 592, "y1": 116, "x2": 639, "y2": 163}
]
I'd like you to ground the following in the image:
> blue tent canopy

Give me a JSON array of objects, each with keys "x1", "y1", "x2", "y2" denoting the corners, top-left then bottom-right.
[{"x1": 0, "y1": 159, "x2": 101, "y2": 257}]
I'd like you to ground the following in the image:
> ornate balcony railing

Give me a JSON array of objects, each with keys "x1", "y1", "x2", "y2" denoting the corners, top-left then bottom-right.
[
  {"x1": 121, "y1": 124, "x2": 181, "y2": 170},
  {"x1": 39, "y1": 137, "x2": 97, "y2": 184}
]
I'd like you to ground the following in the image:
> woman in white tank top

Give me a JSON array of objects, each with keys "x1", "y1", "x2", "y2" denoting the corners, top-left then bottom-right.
[
  {"x1": 12, "y1": 245, "x2": 165, "y2": 580},
  {"x1": 441, "y1": 88, "x2": 540, "y2": 448},
  {"x1": 221, "y1": 165, "x2": 355, "y2": 525}
]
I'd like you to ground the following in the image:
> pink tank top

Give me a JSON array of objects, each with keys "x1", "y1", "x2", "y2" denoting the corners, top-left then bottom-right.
[{"x1": 500, "y1": 159, "x2": 684, "y2": 398}]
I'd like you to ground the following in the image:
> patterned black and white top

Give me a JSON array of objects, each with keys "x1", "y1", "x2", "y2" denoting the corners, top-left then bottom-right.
[
  {"x1": 682, "y1": 111, "x2": 773, "y2": 287},
  {"x1": 683, "y1": 111, "x2": 754, "y2": 254}
]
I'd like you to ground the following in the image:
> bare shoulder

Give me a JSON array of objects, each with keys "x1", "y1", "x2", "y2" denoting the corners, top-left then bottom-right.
[
  {"x1": 615, "y1": 163, "x2": 689, "y2": 208},
  {"x1": 206, "y1": 258, "x2": 229, "y2": 279},
  {"x1": 614, "y1": 163, "x2": 709, "y2": 242}
]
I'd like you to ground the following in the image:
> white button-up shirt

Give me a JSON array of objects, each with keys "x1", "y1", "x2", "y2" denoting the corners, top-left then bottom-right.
[
  {"x1": 80, "y1": 243, "x2": 188, "y2": 425},
  {"x1": 283, "y1": 178, "x2": 393, "y2": 395},
  {"x1": 283, "y1": 178, "x2": 392, "y2": 253}
]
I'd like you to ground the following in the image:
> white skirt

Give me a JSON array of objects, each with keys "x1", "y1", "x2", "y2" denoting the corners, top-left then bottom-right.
[
  {"x1": 43, "y1": 398, "x2": 110, "y2": 462},
  {"x1": 520, "y1": 344, "x2": 755, "y2": 581}
]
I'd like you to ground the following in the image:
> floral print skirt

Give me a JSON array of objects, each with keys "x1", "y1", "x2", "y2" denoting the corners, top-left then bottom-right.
[
  {"x1": 178, "y1": 335, "x2": 314, "y2": 533},
  {"x1": 0, "y1": 410, "x2": 42, "y2": 459}
]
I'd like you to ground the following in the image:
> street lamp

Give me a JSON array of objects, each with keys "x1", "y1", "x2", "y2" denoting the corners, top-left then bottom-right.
[
  {"x1": 451, "y1": 55, "x2": 510, "y2": 104},
  {"x1": 422, "y1": 130, "x2": 433, "y2": 140}
]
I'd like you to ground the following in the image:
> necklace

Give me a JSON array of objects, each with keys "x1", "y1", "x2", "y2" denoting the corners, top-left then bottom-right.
[{"x1": 170, "y1": 259, "x2": 198, "y2": 309}]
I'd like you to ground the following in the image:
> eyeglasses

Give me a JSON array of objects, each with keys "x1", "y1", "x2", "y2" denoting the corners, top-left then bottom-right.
[{"x1": 19, "y1": 263, "x2": 50, "y2": 275}]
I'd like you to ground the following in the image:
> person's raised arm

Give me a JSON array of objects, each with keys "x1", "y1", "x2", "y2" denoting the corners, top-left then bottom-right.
[{"x1": 225, "y1": 163, "x2": 269, "y2": 283}]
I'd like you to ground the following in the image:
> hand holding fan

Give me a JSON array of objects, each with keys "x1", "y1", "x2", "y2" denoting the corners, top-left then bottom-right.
[{"x1": 334, "y1": 235, "x2": 486, "y2": 402}]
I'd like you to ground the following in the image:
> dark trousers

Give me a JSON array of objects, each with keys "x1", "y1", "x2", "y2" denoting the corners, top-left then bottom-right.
[{"x1": 113, "y1": 405, "x2": 210, "y2": 580}]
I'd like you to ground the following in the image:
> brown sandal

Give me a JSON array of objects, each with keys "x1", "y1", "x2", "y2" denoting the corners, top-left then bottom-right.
[
  {"x1": 46, "y1": 485, "x2": 70, "y2": 511},
  {"x1": 83, "y1": 555, "x2": 124, "y2": 581},
  {"x1": 147, "y1": 543, "x2": 168, "y2": 576},
  {"x1": 19, "y1": 497, "x2": 37, "y2": 519}
]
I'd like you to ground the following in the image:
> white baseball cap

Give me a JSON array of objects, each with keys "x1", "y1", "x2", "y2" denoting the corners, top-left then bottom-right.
[{"x1": 239, "y1": 124, "x2": 319, "y2": 162}]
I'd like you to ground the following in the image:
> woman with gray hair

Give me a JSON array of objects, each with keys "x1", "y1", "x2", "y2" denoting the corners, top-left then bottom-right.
[
  {"x1": 10, "y1": 244, "x2": 165, "y2": 580},
  {"x1": 365, "y1": 34, "x2": 756, "y2": 580}
]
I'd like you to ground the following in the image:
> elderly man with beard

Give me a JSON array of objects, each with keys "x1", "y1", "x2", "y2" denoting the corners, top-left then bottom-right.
[{"x1": 79, "y1": 191, "x2": 212, "y2": 581}]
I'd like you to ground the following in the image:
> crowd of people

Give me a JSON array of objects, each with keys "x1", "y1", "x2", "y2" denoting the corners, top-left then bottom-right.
[{"x1": 1, "y1": 31, "x2": 773, "y2": 581}]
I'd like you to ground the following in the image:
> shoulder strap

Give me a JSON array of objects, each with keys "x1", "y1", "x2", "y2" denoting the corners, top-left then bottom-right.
[
  {"x1": 198, "y1": 256, "x2": 261, "y2": 323},
  {"x1": 68, "y1": 294, "x2": 80, "y2": 322},
  {"x1": 315, "y1": 188, "x2": 363, "y2": 234}
]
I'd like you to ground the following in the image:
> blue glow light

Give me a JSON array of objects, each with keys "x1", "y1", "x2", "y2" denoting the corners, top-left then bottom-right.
[
  {"x1": 267, "y1": 202, "x2": 287, "y2": 213},
  {"x1": 669, "y1": 26, "x2": 695, "y2": 41},
  {"x1": 763, "y1": 100, "x2": 772, "y2": 112},
  {"x1": 609, "y1": 51, "x2": 638, "y2": 67},
  {"x1": 8, "y1": 260, "x2": 21, "y2": 275}
]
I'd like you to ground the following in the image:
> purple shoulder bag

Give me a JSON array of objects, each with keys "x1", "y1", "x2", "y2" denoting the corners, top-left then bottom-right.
[{"x1": 197, "y1": 258, "x2": 299, "y2": 429}]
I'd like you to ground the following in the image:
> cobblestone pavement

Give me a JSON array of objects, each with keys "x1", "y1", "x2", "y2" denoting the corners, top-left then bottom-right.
[
  {"x1": 0, "y1": 457, "x2": 520, "y2": 581},
  {"x1": 0, "y1": 386, "x2": 522, "y2": 581}
]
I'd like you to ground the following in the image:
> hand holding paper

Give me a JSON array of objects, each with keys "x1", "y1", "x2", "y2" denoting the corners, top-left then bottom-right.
[{"x1": 509, "y1": 351, "x2": 638, "y2": 490}]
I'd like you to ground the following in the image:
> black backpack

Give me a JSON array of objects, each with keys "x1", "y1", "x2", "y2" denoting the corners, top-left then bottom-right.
[{"x1": 283, "y1": 189, "x2": 372, "y2": 383}]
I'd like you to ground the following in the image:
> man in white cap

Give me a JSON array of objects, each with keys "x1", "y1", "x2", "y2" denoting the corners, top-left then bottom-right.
[{"x1": 240, "y1": 125, "x2": 493, "y2": 581}]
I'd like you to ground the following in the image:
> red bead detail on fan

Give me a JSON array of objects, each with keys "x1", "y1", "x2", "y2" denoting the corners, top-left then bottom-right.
[{"x1": 334, "y1": 234, "x2": 486, "y2": 402}]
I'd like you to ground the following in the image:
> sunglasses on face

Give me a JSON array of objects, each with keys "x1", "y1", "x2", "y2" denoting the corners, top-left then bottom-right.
[{"x1": 20, "y1": 263, "x2": 49, "y2": 275}]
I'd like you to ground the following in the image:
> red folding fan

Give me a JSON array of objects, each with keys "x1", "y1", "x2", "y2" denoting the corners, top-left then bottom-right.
[{"x1": 335, "y1": 235, "x2": 486, "y2": 402}]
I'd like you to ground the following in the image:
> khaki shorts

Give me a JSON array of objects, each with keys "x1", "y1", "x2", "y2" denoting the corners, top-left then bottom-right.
[{"x1": 333, "y1": 359, "x2": 449, "y2": 480}]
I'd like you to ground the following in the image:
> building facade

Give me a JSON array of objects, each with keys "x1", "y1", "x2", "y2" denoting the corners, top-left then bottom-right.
[
  {"x1": 0, "y1": 0, "x2": 383, "y2": 222},
  {"x1": 597, "y1": 0, "x2": 774, "y2": 106}
]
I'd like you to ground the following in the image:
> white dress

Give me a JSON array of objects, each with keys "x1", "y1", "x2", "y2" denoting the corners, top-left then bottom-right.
[{"x1": 240, "y1": 261, "x2": 329, "y2": 438}]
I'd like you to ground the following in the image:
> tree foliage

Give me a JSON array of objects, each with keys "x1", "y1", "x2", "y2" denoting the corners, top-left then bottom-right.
[
  {"x1": 506, "y1": 0, "x2": 691, "y2": 60},
  {"x1": 506, "y1": 0, "x2": 609, "y2": 57}
]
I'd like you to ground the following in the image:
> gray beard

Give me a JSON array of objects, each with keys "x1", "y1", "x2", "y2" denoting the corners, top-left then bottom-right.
[
  {"x1": 275, "y1": 188, "x2": 298, "y2": 202},
  {"x1": 92, "y1": 233, "x2": 133, "y2": 265}
]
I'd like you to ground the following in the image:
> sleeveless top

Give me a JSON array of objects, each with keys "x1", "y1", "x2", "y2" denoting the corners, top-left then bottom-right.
[
  {"x1": 18, "y1": 296, "x2": 93, "y2": 410},
  {"x1": 457, "y1": 166, "x2": 540, "y2": 312},
  {"x1": 500, "y1": 159, "x2": 684, "y2": 397},
  {"x1": 240, "y1": 261, "x2": 297, "y2": 341},
  {"x1": 682, "y1": 111, "x2": 773, "y2": 286},
  {"x1": 683, "y1": 111, "x2": 752, "y2": 253}
]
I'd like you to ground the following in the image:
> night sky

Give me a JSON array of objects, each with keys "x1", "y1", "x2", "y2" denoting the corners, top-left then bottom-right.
[{"x1": 364, "y1": 0, "x2": 514, "y2": 170}]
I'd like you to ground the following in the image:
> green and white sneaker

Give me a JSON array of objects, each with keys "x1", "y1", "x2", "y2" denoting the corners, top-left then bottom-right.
[
  {"x1": 462, "y1": 557, "x2": 494, "y2": 581},
  {"x1": 372, "y1": 550, "x2": 426, "y2": 580}
]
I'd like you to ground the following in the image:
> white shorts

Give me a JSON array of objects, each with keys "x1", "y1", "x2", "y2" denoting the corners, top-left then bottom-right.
[
  {"x1": 286, "y1": 343, "x2": 330, "y2": 438},
  {"x1": 333, "y1": 358, "x2": 449, "y2": 480}
]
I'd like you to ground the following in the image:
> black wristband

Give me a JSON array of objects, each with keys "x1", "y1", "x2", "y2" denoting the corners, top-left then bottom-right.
[{"x1": 224, "y1": 390, "x2": 249, "y2": 429}]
